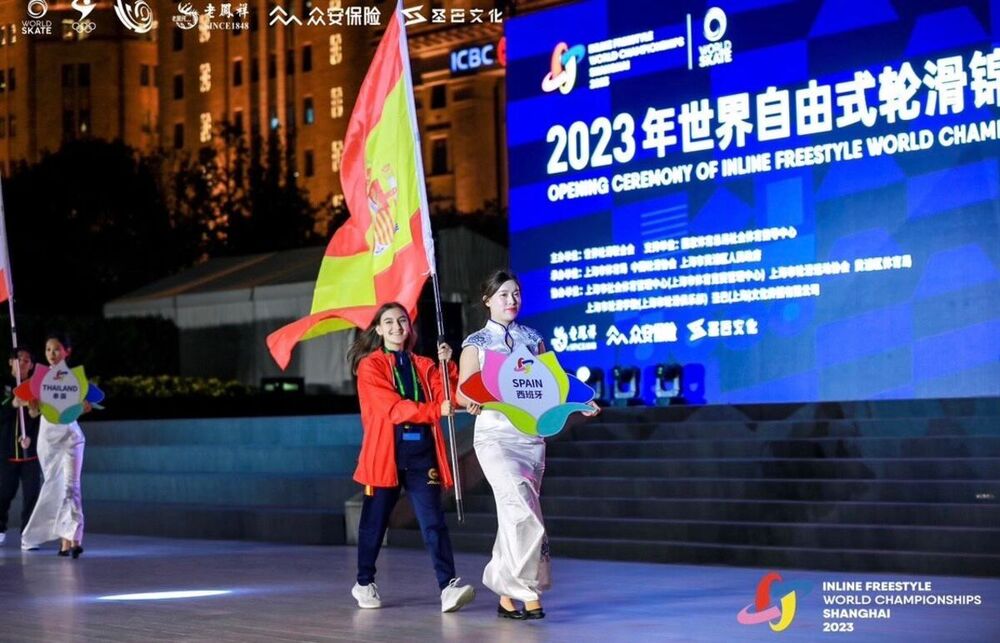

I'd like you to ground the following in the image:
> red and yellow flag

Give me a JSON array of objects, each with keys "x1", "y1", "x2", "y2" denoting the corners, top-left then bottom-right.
[{"x1": 267, "y1": 4, "x2": 435, "y2": 370}]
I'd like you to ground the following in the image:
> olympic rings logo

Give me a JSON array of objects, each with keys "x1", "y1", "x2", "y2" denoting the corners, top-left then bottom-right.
[
  {"x1": 72, "y1": 19, "x2": 96, "y2": 33},
  {"x1": 541, "y1": 42, "x2": 585, "y2": 95},
  {"x1": 27, "y1": 0, "x2": 48, "y2": 19}
]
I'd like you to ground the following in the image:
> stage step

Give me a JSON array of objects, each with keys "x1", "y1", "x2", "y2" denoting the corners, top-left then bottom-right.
[
  {"x1": 389, "y1": 397, "x2": 1000, "y2": 576},
  {"x1": 85, "y1": 500, "x2": 344, "y2": 544},
  {"x1": 392, "y1": 530, "x2": 1000, "y2": 578}
]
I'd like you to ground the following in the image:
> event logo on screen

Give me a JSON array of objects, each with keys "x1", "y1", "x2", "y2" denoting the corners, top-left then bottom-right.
[
  {"x1": 699, "y1": 6, "x2": 733, "y2": 68},
  {"x1": 737, "y1": 572, "x2": 812, "y2": 632},
  {"x1": 541, "y1": 42, "x2": 586, "y2": 94}
]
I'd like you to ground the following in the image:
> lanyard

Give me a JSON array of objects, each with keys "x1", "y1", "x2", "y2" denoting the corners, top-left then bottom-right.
[{"x1": 386, "y1": 350, "x2": 422, "y2": 402}]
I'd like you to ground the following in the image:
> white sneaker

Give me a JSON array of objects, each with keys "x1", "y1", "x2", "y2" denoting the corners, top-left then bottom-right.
[
  {"x1": 351, "y1": 582, "x2": 382, "y2": 609},
  {"x1": 440, "y1": 578, "x2": 475, "y2": 613},
  {"x1": 0, "y1": 532, "x2": 5, "y2": 545}
]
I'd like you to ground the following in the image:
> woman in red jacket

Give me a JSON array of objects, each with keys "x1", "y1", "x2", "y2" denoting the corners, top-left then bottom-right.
[{"x1": 347, "y1": 302, "x2": 475, "y2": 613}]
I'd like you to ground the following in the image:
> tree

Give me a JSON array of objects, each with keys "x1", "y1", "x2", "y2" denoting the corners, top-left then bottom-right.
[{"x1": 4, "y1": 140, "x2": 184, "y2": 314}]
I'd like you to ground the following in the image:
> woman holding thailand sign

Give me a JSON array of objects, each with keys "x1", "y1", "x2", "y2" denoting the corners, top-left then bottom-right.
[
  {"x1": 18, "y1": 333, "x2": 102, "y2": 558},
  {"x1": 458, "y1": 270, "x2": 599, "y2": 621}
]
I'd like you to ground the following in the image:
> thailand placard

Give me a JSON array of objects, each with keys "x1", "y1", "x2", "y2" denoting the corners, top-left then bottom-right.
[
  {"x1": 14, "y1": 360, "x2": 105, "y2": 424},
  {"x1": 460, "y1": 345, "x2": 594, "y2": 437}
]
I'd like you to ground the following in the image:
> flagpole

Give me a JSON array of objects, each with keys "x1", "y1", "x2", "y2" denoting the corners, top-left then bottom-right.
[
  {"x1": 0, "y1": 175, "x2": 27, "y2": 442},
  {"x1": 395, "y1": 3, "x2": 465, "y2": 523}
]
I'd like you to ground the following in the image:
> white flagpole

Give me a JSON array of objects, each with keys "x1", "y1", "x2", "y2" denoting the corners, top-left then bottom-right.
[
  {"x1": 395, "y1": 2, "x2": 465, "y2": 523},
  {"x1": 0, "y1": 175, "x2": 28, "y2": 442}
]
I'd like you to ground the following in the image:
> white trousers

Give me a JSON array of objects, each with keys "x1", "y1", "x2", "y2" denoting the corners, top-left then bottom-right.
[
  {"x1": 474, "y1": 417, "x2": 551, "y2": 602},
  {"x1": 22, "y1": 419, "x2": 85, "y2": 547}
]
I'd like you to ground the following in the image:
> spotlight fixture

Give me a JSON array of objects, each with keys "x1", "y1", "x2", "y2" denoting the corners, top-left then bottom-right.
[
  {"x1": 653, "y1": 363, "x2": 683, "y2": 406},
  {"x1": 611, "y1": 366, "x2": 642, "y2": 407}
]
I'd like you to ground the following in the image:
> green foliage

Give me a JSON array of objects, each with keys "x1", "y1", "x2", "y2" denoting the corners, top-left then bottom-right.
[{"x1": 96, "y1": 375, "x2": 255, "y2": 399}]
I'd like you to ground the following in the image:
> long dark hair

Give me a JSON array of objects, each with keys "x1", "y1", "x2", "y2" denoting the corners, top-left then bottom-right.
[
  {"x1": 347, "y1": 302, "x2": 417, "y2": 374},
  {"x1": 480, "y1": 269, "x2": 520, "y2": 312}
]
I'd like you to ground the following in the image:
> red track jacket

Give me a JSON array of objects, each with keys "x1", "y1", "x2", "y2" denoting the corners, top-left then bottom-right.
[{"x1": 354, "y1": 350, "x2": 459, "y2": 489}]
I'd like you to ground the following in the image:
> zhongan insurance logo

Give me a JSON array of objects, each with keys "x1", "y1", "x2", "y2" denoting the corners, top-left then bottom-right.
[
  {"x1": 737, "y1": 572, "x2": 812, "y2": 632},
  {"x1": 541, "y1": 41, "x2": 585, "y2": 95}
]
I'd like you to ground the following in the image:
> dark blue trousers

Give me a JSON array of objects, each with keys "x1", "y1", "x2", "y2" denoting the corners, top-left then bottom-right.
[{"x1": 357, "y1": 429, "x2": 456, "y2": 590}]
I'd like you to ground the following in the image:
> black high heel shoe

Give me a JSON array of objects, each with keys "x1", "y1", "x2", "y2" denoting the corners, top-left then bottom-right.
[
  {"x1": 497, "y1": 603, "x2": 525, "y2": 620},
  {"x1": 71, "y1": 546, "x2": 84, "y2": 559},
  {"x1": 57, "y1": 549, "x2": 70, "y2": 557},
  {"x1": 524, "y1": 607, "x2": 545, "y2": 620}
]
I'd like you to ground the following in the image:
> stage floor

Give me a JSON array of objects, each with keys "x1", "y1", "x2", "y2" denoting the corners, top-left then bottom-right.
[{"x1": 1, "y1": 534, "x2": 997, "y2": 642}]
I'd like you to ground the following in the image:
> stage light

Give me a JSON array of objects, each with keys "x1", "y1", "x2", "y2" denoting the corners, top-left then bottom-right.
[
  {"x1": 261, "y1": 377, "x2": 304, "y2": 394},
  {"x1": 653, "y1": 363, "x2": 683, "y2": 406},
  {"x1": 98, "y1": 590, "x2": 232, "y2": 601},
  {"x1": 576, "y1": 366, "x2": 607, "y2": 405},
  {"x1": 611, "y1": 366, "x2": 642, "y2": 407}
]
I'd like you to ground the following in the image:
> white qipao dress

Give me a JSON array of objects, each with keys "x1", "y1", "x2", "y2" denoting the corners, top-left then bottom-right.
[
  {"x1": 463, "y1": 320, "x2": 551, "y2": 602},
  {"x1": 21, "y1": 417, "x2": 85, "y2": 547}
]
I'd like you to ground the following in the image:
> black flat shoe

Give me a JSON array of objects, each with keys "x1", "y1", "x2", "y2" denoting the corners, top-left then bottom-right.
[
  {"x1": 71, "y1": 546, "x2": 84, "y2": 559},
  {"x1": 497, "y1": 603, "x2": 525, "y2": 619},
  {"x1": 57, "y1": 549, "x2": 70, "y2": 557},
  {"x1": 524, "y1": 607, "x2": 545, "y2": 620}
]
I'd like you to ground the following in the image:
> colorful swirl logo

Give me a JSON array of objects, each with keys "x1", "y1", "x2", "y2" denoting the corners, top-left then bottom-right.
[
  {"x1": 114, "y1": 0, "x2": 154, "y2": 34},
  {"x1": 541, "y1": 42, "x2": 585, "y2": 95},
  {"x1": 737, "y1": 572, "x2": 810, "y2": 632},
  {"x1": 513, "y1": 357, "x2": 535, "y2": 373}
]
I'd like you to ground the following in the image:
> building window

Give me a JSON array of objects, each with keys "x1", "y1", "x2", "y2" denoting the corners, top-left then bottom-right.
[
  {"x1": 286, "y1": 50, "x2": 295, "y2": 75},
  {"x1": 79, "y1": 109, "x2": 90, "y2": 134},
  {"x1": 330, "y1": 86, "x2": 344, "y2": 119},
  {"x1": 173, "y1": 29, "x2": 183, "y2": 51},
  {"x1": 0, "y1": 70, "x2": 5, "y2": 93},
  {"x1": 302, "y1": 45, "x2": 313, "y2": 72},
  {"x1": 1, "y1": 26, "x2": 6, "y2": 47},
  {"x1": 8, "y1": 115, "x2": 14, "y2": 138},
  {"x1": 234, "y1": 109, "x2": 244, "y2": 133},
  {"x1": 0, "y1": 117, "x2": 5, "y2": 138},
  {"x1": 200, "y1": 112, "x2": 213, "y2": 143},
  {"x1": 78, "y1": 64, "x2": 90, "y2": 88},
  {"x1": 199, "y1": 62, "x2": 211, "y2": 92},
  {"x1": 140, "y1": 64, "x2": 150, "y2": 86},
  {"x1": 268, "y1": 54, "x2": 276, "y2": 79},
  {"x1": 174, "y1": 73, "x2": 184, "y2": 100},
  {"x1": 304, "y1": 150, "x2": 315, "y2": 177},
  {"x1": 250, "y1": 58, "x2": 259, "y2": 83},
  {"x1": 174, "y1": 122, "x2": 184, "y2": 149},
  {"x1": 62, "y1": 110, "x2": 73, "y2": 140},
  {"x1": 233, "y1": 59, "x2": 243, "y2": 87},
  {"x1": 431, "y1": 85, "x2": 446, "y2": 110},
  {"x1": 303, "y1": 97, "x2": 315, "y2": 125},
  {"x1": 329, "y1": 33, "x2": 342, "y2": 66},
  {"x1": 250, "y1": 8, "x2": 259, "y2": 31},
  {"x1": 62, "y1": 64, "x2": 74, "y2": 87},
  {"x1": 431, "y1": 138, "x2": 448, "y2": 175},
  {"x1": 7, "y1": 68, "x2": 13, "y2": 92}
]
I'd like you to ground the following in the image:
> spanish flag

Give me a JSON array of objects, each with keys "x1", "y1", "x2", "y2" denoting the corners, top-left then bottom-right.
[{"x1": 267, "y1": 3, "x2": 435, "y2": 370}]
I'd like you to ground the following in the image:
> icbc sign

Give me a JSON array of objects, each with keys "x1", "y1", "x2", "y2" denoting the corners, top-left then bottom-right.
[{"x1": 450, "y1": 37, "x2": 506, "y2": 75}]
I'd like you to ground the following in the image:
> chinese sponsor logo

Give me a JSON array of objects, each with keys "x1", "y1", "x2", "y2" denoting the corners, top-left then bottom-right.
[
  {"x1": 698, "y1": 7, "x2": 733, "y2": 68},
  {"x1": 173, "y1": 3, "x2": 198, "y2": 30},
  {"x1": 174, "y1": 3, "x2": 249, "y2": 31},
  {"x1": 402, "y1": 5, "x2": 503, "y2": 27},
  {"x1": 23, "y1": 0, "x2": 53, "y2": 35},
  {"x1": 114, "y1": 0, "x2": 155, "y2": 34},
  {"x1": 542, "y1": 42, "x2": 586, "y2": 95},
  {"x1": 687, "y1": 318, "x2": 758, "y2": 341},
  {"x1": 737, "y1": 571, "x2": 811, "y2": 632},
  {"x1": 70, "y1": 0, "x2": 97, "y2": 33},
  {"x1": 551, "y1": 324, "x2": 597, "y2": 352},
  {"x1": 605, "y1": 322, "x2": 677, "y2": 346}
]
